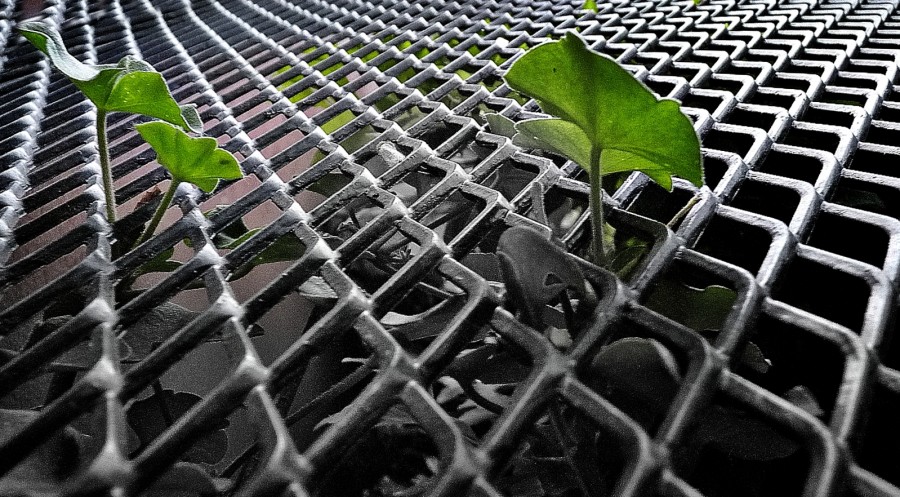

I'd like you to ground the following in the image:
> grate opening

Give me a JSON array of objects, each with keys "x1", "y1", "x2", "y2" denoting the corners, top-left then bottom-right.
[
  {"x1": 771, "y1": 255, "x2": 871, "y2": 333},
  {"x1": 675, "y1": 392, "x2": 812, "y2": 497}
]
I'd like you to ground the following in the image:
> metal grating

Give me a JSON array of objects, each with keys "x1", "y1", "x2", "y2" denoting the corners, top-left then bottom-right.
[{"x1": 2, "y1": 0, "x2": 900, "y2": 495}]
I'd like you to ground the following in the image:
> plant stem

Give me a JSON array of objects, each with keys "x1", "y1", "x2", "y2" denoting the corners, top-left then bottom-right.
[
  {"x1": 135, "y1": 180, "x2": 179, "y2": 247},
  {"x1": 96, "y1": 110, "x2": 117, "y2": 224},
  {"x1": 667, "y1": 192, "x2": 701, "y2": 230},
  {"x1": 588, "y1": 146, "x2": 608, "y2": 267}
]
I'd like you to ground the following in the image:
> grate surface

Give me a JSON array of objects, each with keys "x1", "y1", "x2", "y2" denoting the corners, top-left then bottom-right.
[{"x1": 2, "y1": 0, "x2": 900, "y2": 495}]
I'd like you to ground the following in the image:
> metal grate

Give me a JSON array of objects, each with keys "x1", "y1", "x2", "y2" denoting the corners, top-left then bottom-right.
[{"x1": 2, "y1": 0, "x2": 900, "y2": 495}]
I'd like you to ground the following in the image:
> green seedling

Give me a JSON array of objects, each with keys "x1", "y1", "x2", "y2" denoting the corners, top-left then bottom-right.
[
  {"x1": 18, "y1": 20, "x2": 202, "y2": 223},
  {"x1": 582, "y1": 0, "x2": 599, "y2": 12},
  {"x1": 134, "y1": 121, "x2": 242, "y2": 244},
  {"x1": 487, "y1": 32, "x2": 702, "y2": 265}
]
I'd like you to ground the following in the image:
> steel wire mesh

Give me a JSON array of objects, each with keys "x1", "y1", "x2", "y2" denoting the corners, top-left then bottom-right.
[{"x1": 3, "y1": 0, "x2": 900, "y2": 495}]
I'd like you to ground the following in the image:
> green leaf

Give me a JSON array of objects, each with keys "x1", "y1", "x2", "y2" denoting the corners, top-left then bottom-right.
[
  {"x1": 582, "y1": 0, "x2": 598, "y2": 12},
  {"x1": 17, "y1": 20, "x2": 113, "y2": 80},
  {"x1": 136, "y1": 121, "x2": 242, "y2": 192},
  {"x1": 484, "y1": 113, "x2": 518, "y2": 139},
  {"x1": 133, "y1": 247, "x2": 180, "y2": 278},
  {"x1": 103, "y1": 71, "x2": 203, "y2": 131},
  {"x1": 644, "y1": 280, "x2": 736, "y2": 332},
  {"x1": 18, "y1": 21, "x2": 201, "y2": 132},
  {"x1": 513, "y1": 118, "x2": 591, "y2": 168},
  {"x1": 503, "y1": 32, "x2": 702, "y2": 189}
]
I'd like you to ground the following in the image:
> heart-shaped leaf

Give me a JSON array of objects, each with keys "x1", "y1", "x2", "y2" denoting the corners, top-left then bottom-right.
[
  {"x1": 18, "y1": 21, "x2": 202, "y2": 132},
  {"x1": 501, "y1": 32, "x2": 703, "y2": 190},
  {"x1": 136, "y1": 121, "x2": 242, "y2": 192}
]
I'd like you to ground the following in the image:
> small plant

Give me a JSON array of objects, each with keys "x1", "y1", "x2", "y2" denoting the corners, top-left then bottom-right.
[
  {"x1": 17, "y1": 21, "x2": 239, "y2": 236},
  {"x1": 133, "y1": 122, "x2": 242, "y2": 244},
  {"x1": 12, "y1": 23, "x2": 245, "y2": 486},
  {"x1": 486, "y1": 32, "x2": 703, "y2": 265}
]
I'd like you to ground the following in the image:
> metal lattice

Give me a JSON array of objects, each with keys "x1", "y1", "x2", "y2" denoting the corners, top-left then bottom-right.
[{"x1": 2, "y1": 0, "x2": 900, "y2": 495}]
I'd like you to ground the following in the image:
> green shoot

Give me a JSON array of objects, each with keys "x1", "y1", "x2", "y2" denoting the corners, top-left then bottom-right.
[
  {"x1": 134, "y1": 122, "x2": 242, "y2": 245},
  {"x1": 488, "y1": 32, "x2": 703, "y2": 265},
  {"x1": 18, "y1": 20, "x2": 202, "y2": 223}
]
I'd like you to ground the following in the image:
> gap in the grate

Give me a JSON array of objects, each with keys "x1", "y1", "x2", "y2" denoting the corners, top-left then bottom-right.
[
  {"x1": 292, "y1": 161, "x2": 353, "y2": 213},
  {"x1": 131, "y1": 310, "x2": 240, "y2": 398},
  {"x1": 480, "y1": 158, "x2": 541, "y2": 202},
  {"x1": 758, "y1": 148, "x2": 828, "y2": 186},
  {"x1": 803, "y1": 106, "x2": 858, "y2": 129},
  {"x1": 0, "y1": 309, "x2": 96, "y2": 411},
  {"x1": 781, "y1": 126, "x2": 843, "y2": 154},
  {"x1": 672, "y1": 391, "x2": 812, "y2": 497},
  {"x1": 17, "y1": 172, "x2": 90, "y2": 228},
  {"x1": 580, "y1": 316, "x2": 690, "y2": 437},
  {"x1": 341, "y1": 124, "x2": 383, "y2": 155},
  {"x1": 418, "y1": 188, "x2": 488, "y2": 245},
  {"x1": 242, "y1": 286, "x2": 314, "y2": 370},
  {"x1": 318, "y1": 195, "x2": 390, "y2": 253},
  {"x1": 770, "y1": 256, "x2": 871, "y2": 333},
  {"x1": 9, "y1": 207, "x2": 89, "y2": 266},
  {"x1": 847, "y1": 145, "x2": 900, "y2": 179},
  {"x1": 379, "y1": 272, "x2": 468, "y2": 354},
  {"x1": 727, "y1": 106, "x2": 788, "y2": 137},
  {"x1": 875, "y1": 102, "x2": 900, "y2": 121},
  {"x1": 249, "y1": 114, "x2": 291, "y2": 144},
  {"x1": 806, "y1": 209, "x2": 890, "y2": 269},
  {"x1": 443, "y1": 130, "x2": 501, "y2": 171},
  {"x1": 431, "y1": 327, "x2": 534, "y2": 440},
  {"x1": 729, "y1": 179, "x2": 801, "y2": 228},
  {"x1": 198, "y1": 174, "x2": 264, "y2": 214},
  {"x1": 863, "y1": 121, "x2": 900, "y2": 147},
  {"x1": 625, "y1": 181, "x2": 697, "y2": 226},
  {"x1": 693, "y1": 214, "x2": 772, "y2": 278},
  {"x1": 747, "y1": 90, "x2": 798, "y2": 111},
  {"x1": 0, "y1": 245, "x2": 90, "y2": 306},
  {"x1": 490, "y1": 396, "x2": 626, "y2": 497},
  {"x1": 219, "y1": 79, "x2": 260, "y2": 109},
  {"x1": 829, "y1": 176, "x2": 900, "y2": 219},
  {"x1": 703, "y1": 154, "x2": 734, "y2": 190},
  {"x1": 311, "y1": 398, "x2": 441, "y2": 497},
  {"x1": 739, "y1": 313, "x2": 845, "y2": 424},
  {"x1": 0, "y1": 407, "x2": 82, "y2": 491},
  {"x1": 703, "y1": 127, "x2": 760, "y2": 159},
  {"x1": 535, "y1": 184, "x2": 589, "y2": 242},
  {"x1": 820, "y1": 88, "x2": 871, "y2": 108},
  {"x1": 225, "y1": 225, "x2": 308, "y2": 293},
  {"x1": 641, "y1": 258, "x2": 738, "y2": 335},
  {"x1": 126, "y1": 387, "x2": 252, "y2": 476},
  {"x1": 854, "y1": 377, "x2": 900, "y2": 488},
  {"x1": 418, "y1": 120, "x2": 465, "y2": 150},
  {"x1": 279, "y1": 328, "x2": 375, "y2": 440},
  {"x1": 382, "y1": 165, "x2": 446, "y2": 207},
  {"x1": 236, "y1": 99, "x2": 275, "y2": 125}
]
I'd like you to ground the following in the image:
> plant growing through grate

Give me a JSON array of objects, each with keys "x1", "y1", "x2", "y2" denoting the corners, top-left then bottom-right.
[{"x1": 3, "y1": 0, "x2": 900, "y2": 496}]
